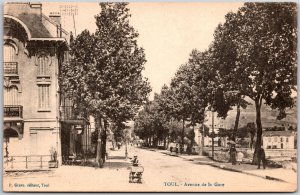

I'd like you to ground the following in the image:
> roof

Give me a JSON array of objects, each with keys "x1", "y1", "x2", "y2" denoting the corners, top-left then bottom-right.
[
  {"x1": 4, "y1": 3, "x2": 68, "y2": 40},
  {"x1": 262, "y1": 131, "x2": 294, "y2": 137}
]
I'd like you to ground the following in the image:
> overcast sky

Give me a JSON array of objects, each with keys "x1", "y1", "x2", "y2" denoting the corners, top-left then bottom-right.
[{"x1": 44, "y1": 2, "x2": 243, "y2": 100}]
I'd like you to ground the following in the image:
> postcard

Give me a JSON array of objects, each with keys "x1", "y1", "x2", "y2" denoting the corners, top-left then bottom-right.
[{"x1": 3, "y1": 2, "x2": 297, "y2": 192}]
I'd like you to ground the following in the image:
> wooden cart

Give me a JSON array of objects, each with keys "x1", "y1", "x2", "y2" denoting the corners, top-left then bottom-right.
[{"x1": 129, "y1": 166, "x2": 144, "y2": 183}]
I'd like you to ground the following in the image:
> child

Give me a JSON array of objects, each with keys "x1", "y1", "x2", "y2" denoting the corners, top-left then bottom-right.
[{"x1": 237, "y1": 151, "x2": 244, "y2": 165}]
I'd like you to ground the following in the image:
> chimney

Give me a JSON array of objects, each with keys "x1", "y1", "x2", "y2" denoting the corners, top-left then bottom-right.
[
  {"x1": 29, "y1": 3, "x2": 42, "y2": 19},
  {"x1": 49, "y1": 12, "x2": 61, "y2": 25},
  {"x1": 49, "y1": 12, "x2": 62, "y2": 37}
]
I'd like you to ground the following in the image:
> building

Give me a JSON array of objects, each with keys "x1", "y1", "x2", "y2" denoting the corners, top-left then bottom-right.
[
  {"x1": 262, "y1": 131, "x2": 294, "y2": 149},
  {"x1": 3, "y1": 3, "x2": 69, "y2": 164},
  {"x1": 3, "y1": 3, "x2": 98, "y2": 169},
  {"x1": 3, "y1": 3, "x2": 95, "y2": 168}
]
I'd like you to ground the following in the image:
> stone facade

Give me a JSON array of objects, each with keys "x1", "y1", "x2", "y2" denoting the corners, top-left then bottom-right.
[{"x1": 3, "y1": 3, "x2": 69, "y2": 163}]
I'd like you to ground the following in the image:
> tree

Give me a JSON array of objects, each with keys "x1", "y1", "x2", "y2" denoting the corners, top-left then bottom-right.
[
  {"x1": 246, "y1": 122, "x2": 256, "y2": 149},
  {"x1": 211, "y1": 2, "x2": 297, "y2": 163},
  {"x1": 61, "y1": 3, "x2": 150, "y2": 167},
  {"x1": 164, "y1": 50, "x2": 210, "y2": 152}
]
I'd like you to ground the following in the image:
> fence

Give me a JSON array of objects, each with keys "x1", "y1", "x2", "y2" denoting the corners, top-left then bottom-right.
[{"x1": 3, "y1": 155, "x2": 51, "y2": 171}]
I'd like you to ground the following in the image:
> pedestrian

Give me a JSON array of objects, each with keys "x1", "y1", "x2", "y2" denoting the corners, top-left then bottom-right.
[
  {"x1": 169, "y1": 142, "x2": 174, "y2": 153},
  {"x1": 229, "y1": 145, "x2": 237, "y2": 165},
  {"x1": 132, "y1": 155, "x2": 139, "y2": 166},
  {"x1": 236, "y1": 151, "x2": 244, "y2": 165},
  {"x1": 257, "y1": 146, "x2": 266, "y2": 169},
  {"x1": 117, "y1": 142, "x2": 121, "y2": 149}
]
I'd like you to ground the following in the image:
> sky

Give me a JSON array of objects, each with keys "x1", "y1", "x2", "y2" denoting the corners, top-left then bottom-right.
[{"x1": 43, "y1": 2, "x2": 243, "y2": 100}]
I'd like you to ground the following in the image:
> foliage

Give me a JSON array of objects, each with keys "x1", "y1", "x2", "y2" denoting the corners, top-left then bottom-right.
[
  {"x1": 61, "y1": 3, "x2": 151, "y2": 166},
  {"x1": 211, "y1": 3, "x2": 297, "y2": 153},
  {"x1": 265, "y1": 126, "x2": 286, "y2": 131}
]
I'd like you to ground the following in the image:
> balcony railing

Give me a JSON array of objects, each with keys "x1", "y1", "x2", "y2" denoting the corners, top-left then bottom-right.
[
  {"x1": 4, "y1": 62, "x2": 18, "y2": 75},
  {"x1": 4, "y1": 105, "x2": 23, "y2": 118},
  {"x1": 60, "y1": 106, "x2": 76, "y2": 120}
]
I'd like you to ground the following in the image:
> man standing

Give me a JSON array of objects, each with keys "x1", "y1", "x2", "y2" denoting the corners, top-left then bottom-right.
[
  {"x1": 257, "y1": 146, "x2": 266, "y2": 169},
  {"x1": 229, "y1": 145, "x2": 237, "y2": 165}
]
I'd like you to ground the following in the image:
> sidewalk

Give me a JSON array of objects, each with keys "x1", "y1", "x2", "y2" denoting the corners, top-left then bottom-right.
[{"x1": 151, "y1": 149, "x2": 297, "y2": 184}]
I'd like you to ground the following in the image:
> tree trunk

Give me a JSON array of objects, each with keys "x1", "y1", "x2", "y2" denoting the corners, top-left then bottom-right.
[
  {"x1": 252, "y1": 99, "x2": 262, "y2": 164},
  {"x1": 212, "y1": 111, "x2": 214, "y2": 160},
  {"x1": 233, "y1": 102, "x2": 241, "y2": 142},
  {"x1": 201, "y1": 123, "x2": 205, "y2": 155},
  {"x1": 95, "y1": 116, "x2": 103, "y2": 168},
  {"x1": 101, "y1": 119, "x2": 108, "y2": 163},
  {"x1": 181, "y1": 119, "x2": 185, "y2": 154},
  {"x1": 191, "y1": 124, "x2": 195, "y2": 148},
  {"x1": 250, "y1": 134, "x2": 254, "y2": 150}
]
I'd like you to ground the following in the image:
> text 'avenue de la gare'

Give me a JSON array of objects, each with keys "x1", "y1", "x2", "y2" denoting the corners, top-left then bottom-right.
[{"x1": 163, "y1": 182, "x2": 225, "y2": 187}]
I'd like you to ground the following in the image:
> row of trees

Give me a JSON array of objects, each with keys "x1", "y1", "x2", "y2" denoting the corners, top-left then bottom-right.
[
  {"x1": 134, "y1": 2, "x2": 297, "y2": 162},
  {"x1": 61, "y1": 3, "x2": 151, "y2": 167}
]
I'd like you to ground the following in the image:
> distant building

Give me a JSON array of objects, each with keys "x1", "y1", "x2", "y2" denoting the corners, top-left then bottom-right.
[{"x1": 262, "y1": 131, "x2": 294, "y2": 149}]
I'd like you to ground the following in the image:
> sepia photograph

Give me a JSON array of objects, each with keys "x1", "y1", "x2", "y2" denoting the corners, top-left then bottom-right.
[{"x1": 2, "y1": 1, "x2": 297, "y2": 192}]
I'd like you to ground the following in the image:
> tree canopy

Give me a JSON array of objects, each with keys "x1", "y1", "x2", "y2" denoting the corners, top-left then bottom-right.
[{"x1": 61, "y1": 2, "x2": 151, "y2": 166}]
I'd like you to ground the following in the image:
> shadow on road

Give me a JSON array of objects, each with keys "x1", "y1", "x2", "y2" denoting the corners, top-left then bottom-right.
[
  {"x1": 108, "y1": 156, "x2": 127, "y2": 160},
  {"x1": 105, "y1": 161, "x2": 131, "y2": 170}
]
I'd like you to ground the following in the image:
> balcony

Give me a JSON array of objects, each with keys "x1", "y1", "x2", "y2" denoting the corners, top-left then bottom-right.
[
  {"x1": 60, "y1": 106, "x2": 76, "y2": 121},
  {"x1": 4, "y1": 105, "x2": 23, "y2": 118},
  {"x1": 4, "y1": 62, "x2": 18, "y2": 75}
]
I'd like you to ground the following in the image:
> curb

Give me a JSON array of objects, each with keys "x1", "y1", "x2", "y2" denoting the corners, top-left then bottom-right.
[{"x1": 158, "y1": 150, "x2": 288, "y2": 183}]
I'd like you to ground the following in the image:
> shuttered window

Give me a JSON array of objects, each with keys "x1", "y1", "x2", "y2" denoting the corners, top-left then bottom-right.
[
  {"x1": 4, "y1": 86, "x2": 18, "y2": 105},
  {"x1": 38, "y1": 85, "x2": 50, "y2": 110},
  {"x1": 37, "y1": 55, "x2": 50, "y2": 76},
  {"x1": 4, "y1": 44, "x2": 15, "y2": 62}
]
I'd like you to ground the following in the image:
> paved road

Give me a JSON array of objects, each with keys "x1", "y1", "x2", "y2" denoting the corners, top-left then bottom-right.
[{"x1": 3, "y1": 146, "x2": 296, "y2": 192}]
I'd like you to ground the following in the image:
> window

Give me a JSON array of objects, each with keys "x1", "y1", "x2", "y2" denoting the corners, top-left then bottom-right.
[
  {"x1": 286, "y1": 137, "x2": 289, "y2": 142},
  {"x1": 4, "y1": 44, "x2": 16, "y2": 62},
  {"x1": 280, "y1": 137, "x2": 283, "y2": 142},
  {"x1": 4, "y1": 86, "x2": 18, "y2": 105},
  {"x1": 37, "y1": 54, "x2": 50, "y2": 76},
  {"x1": 38, "y1": 85, "x2": 50, "y2": 110},
  {"x1": 36, "y1": 51, "x2": 51, "y2": 111},
  {"x1": 4, "y1": 44, "x2": 18, "y2": 75}
]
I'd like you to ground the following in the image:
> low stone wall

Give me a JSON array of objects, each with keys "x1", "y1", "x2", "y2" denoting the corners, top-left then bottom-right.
[
  {"x1": 265, "y1": 149, "x2": 296, "y2": 158},
  {"x1": 203, "y1": 148, "x2": 296, "y2": 159}
]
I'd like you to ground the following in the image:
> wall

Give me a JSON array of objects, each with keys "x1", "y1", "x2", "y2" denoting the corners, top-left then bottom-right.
[{"x1": 263, "y1": 135, "x2": 294, "y2": 149}]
